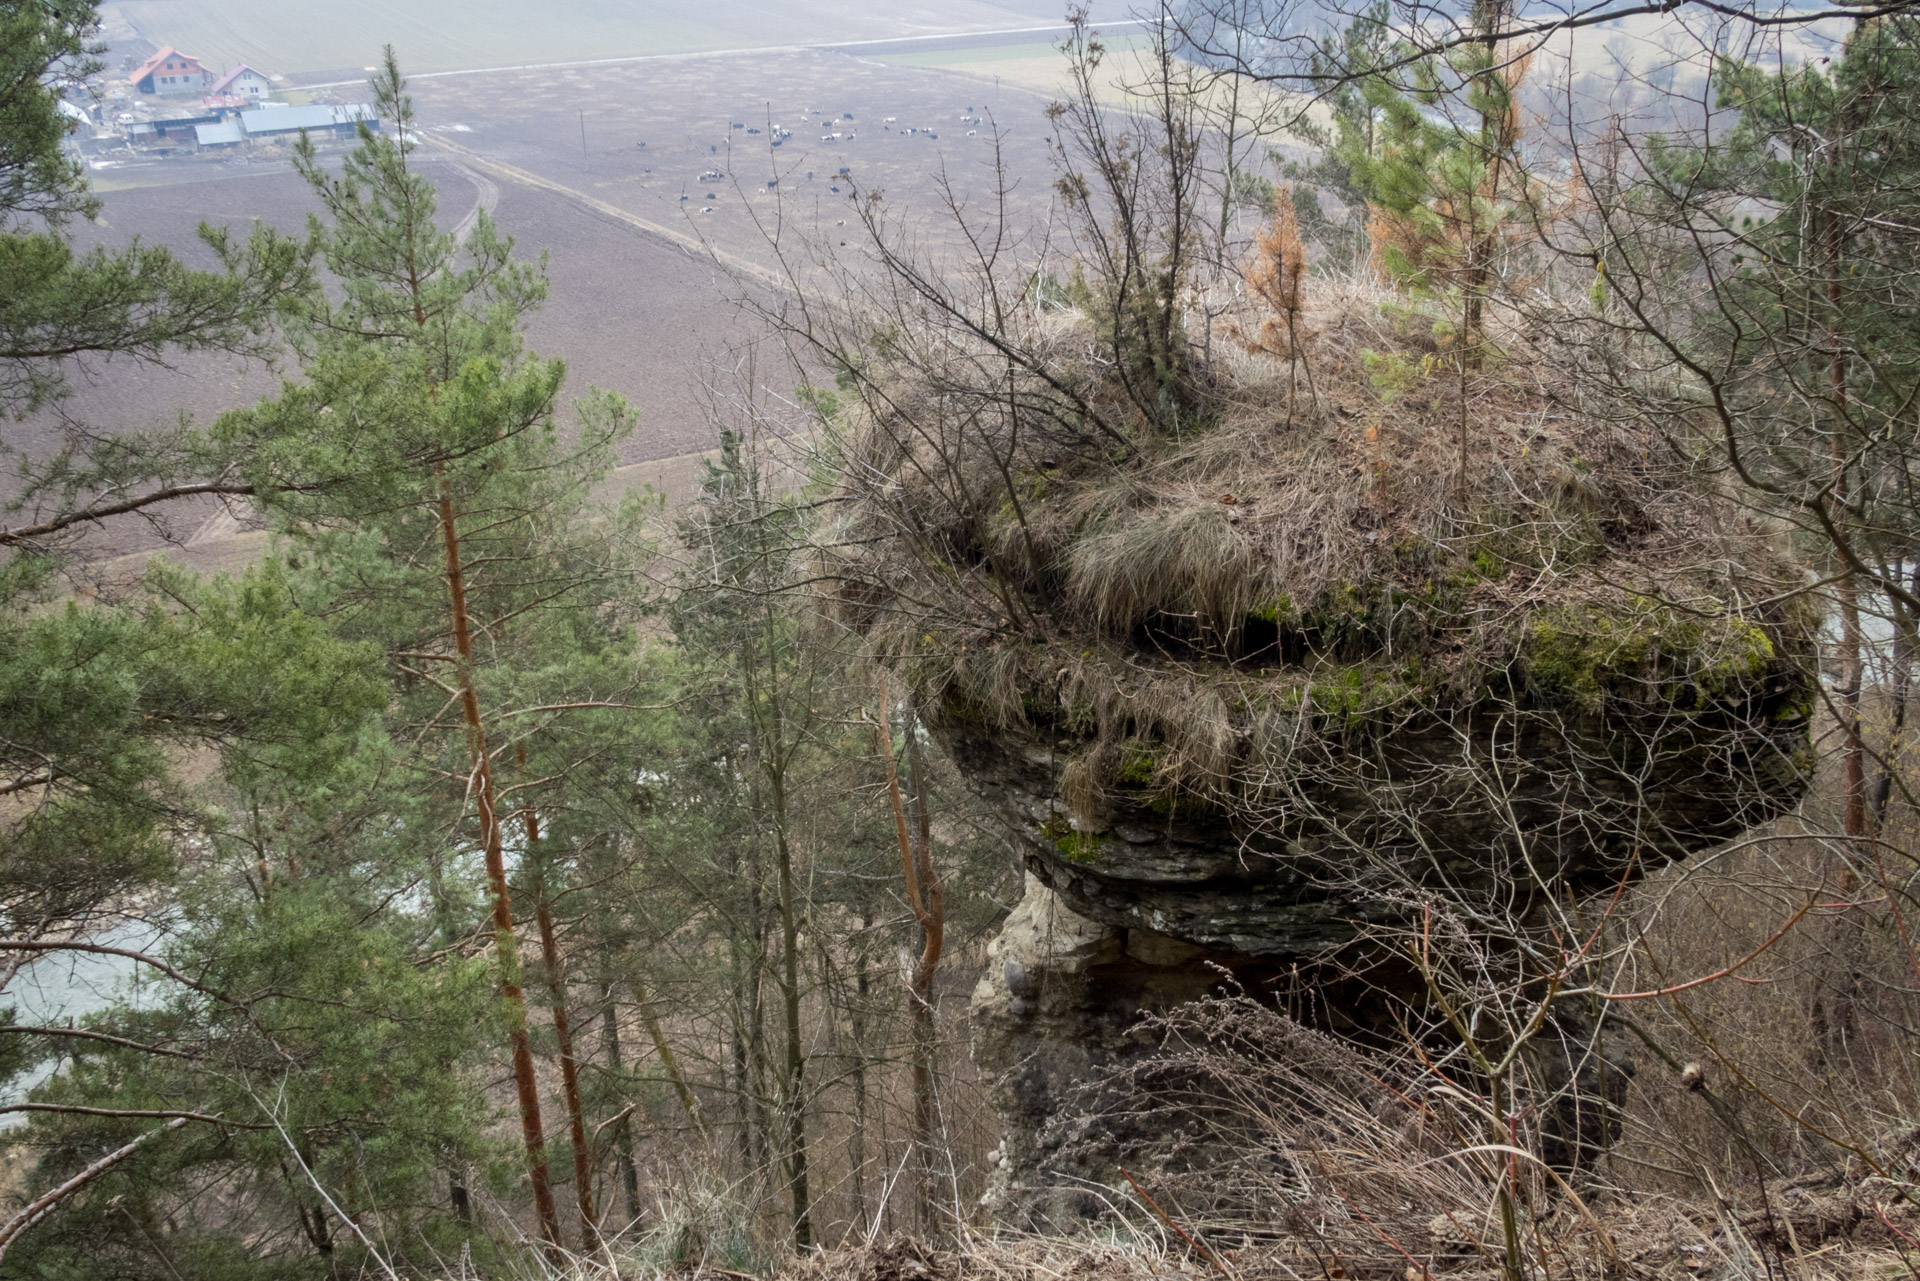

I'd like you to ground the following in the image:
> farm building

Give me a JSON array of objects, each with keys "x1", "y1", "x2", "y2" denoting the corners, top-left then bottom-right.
[
  {"x1": 130, "y1": 47, "x2": 210, "y2": 97},
  {"x1": 207, "y1": 65, "x2": 273, "y2": 104},
  {"x1": 238, "y1": 103, "x2": 377, "y2": 139},
  {"x1": 194, "y1": 120, "x2": 246, "y2": 148},
  {"x1": 127, "y1": 112, "x2": 218, "y2": 145}
]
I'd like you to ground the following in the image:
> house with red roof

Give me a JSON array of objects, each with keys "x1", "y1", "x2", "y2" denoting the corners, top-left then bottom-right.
[
  {"x1": 207, "y1": 64, "x2": 272, "y2": 105},
  {"x1": 129, "y1": 47, "x2": 210, "y2": 97}
]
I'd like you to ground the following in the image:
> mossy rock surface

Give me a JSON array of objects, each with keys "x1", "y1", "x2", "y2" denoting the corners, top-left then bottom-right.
[{"x1": 825, "y1": 310, "x2": 1815, "y2": 955}]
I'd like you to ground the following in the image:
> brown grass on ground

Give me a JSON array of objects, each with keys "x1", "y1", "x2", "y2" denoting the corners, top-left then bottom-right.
[{"x1": 752, "y1": 1201, "x2": 1920, "y2": 1281}]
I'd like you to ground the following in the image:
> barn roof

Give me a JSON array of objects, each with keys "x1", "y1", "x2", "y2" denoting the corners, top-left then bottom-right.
[{"x1": 239, "y1": 103, "x2": 375, "y2": 136}]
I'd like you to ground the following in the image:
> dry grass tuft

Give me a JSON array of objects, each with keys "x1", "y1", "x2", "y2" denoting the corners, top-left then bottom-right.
[{"x1": 1066, "y1": 499, "x2": 1260, "y2": 645}]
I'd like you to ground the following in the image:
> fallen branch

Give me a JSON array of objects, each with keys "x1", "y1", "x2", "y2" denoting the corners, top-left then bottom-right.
[
  {"x1": 0, "y1": 1117, "x2": 190, "y2": 1260},
  {"x1": 0, "y1": 1103, "x2": 259, "y2": 1127},
  {"x1": 0, "y1": 1024, "x2": 197, "y2": 1060}
]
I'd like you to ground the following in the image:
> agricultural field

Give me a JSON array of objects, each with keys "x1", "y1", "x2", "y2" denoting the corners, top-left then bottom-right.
[
  {"x1": 32, "y1": 39, "x2": 1102, "y2": 566},
  {"x1": 872, "y1": 31, "x2": 1159, "y2": 104},
  {"x1": 50, "y1": 5, "x2": 1836, "y2": 572},
  {"x1": 95, "y1": 0, "x2": 1127, "y2": 81},
  {"x1": 56, "y1": 160, "x2": 735, "y2": 461},
  {"x1": 399, "y1": 47, "x2": 1066, "y2": 272}
]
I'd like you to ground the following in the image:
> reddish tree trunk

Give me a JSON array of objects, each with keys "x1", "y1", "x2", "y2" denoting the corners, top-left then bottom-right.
[{"x1": 435, "y1": 472, "x2": 563, "y2": 1258}]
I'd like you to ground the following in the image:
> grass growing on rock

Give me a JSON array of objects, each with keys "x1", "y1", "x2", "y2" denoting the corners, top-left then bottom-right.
[{"x1": 815, "y1": 270, "x2": 1814, "y2": 856}]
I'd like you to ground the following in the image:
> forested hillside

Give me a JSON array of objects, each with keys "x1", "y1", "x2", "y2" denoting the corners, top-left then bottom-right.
[{"x1": 3, "y1": 2, "x2": 1919, "y2": 1279}]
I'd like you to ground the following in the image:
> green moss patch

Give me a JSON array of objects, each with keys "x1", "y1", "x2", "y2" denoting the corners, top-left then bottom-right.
[{"x1": 1521, "y1": 604, "x2": 1780, "y2": 713}]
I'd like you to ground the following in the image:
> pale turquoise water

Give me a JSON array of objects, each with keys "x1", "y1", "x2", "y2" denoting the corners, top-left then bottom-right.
[{"x1": 1, "y1": 921, "x2": 163, "y2": 1118}]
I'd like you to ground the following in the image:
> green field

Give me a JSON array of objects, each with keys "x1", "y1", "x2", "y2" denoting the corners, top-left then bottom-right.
[{"x1": 104, "y1": 0, "x2": 1070, "y2": 79}]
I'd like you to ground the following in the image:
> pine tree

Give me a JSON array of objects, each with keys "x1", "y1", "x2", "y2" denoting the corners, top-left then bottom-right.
[
  {"x1": 670, "y1": 432, "x2": 821, "y2": 1248},
  {"x1": 0, "y1": 0, "x2": 309, "y2": 970},
  {"x1": 1619, "y1": 15, "x2": 1920, "y2": 1053},
  {"x1": 0, "y1": 563, "x2": 478, "y2": 1279},
  {"x1": 1662, "y1": 16, "x2": 1920, "y2": 844},
  {"x1": 1335, "y1": 0, "x2": 1538, "y2": 369},
  {"x1": 211, "y1": 49, "x2": 644, "y2": 1256}
]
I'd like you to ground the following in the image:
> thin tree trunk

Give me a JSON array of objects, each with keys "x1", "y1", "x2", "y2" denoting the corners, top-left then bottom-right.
[
  {"x1": 1821, "y1": 207, "x2": 1866, "y2": 1061},
  {"x1": 847, "y1": 905, "x2": 873, "y2": 1237},
  {"x1": 434, "y1": 470, "x2": 562, "y2": 1258},
  {"x1": 739, "y1": 611, "x2": 811, "y2": 1249},
  {"x1": 873, "y1": 677, "x2": 946, "y2": 1236},
  {"x1": 426, "y1": 854, "x2": 474, "y2": 1226},
  {"x1": 1462, "y1": 0, "x2": 1513, "y2": 376},
  {"x1": 729, "y1": 957, "x2": 754, "y2": 1174},
  {"x1": 597, "y1": 975, "x2": 644, "y2": 1229},
  {"x1": 515, "y1": 748, "x2": 598, "y2": 1247},
  {"x1": 1871, "y1": 561, "x2": 1920, "y2": 828},
  {"x1": 627, "y1": 976, "x2": 707, "y2": 1139},
  {"x1": 747, "y1": 889, "x2": 772, "y2": 1180},
  {"x1": 904, "y1": 707, "x2": 947, "y2": 1233},
  {"x1": 768, "y1": 809, "x2": 814, "y2": 1249},
  {"x1": 1829, "y1": 213, "x2": 1867, "y2": 845},
  {"x1": 726, "y1": 877, "x2": 769, "y2": 1183},
  {"x1": 527, "y1": 845, "x2": 598, "y2": 1247}
]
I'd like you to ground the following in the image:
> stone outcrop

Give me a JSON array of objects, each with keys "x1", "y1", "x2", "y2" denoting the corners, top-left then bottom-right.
[
  {"x1": 972, "y1": 876, "x2": 1228, "y2": 1222},
  {"x1": 809, "y1": 268, "x2": 1818, "y2": 1220},
  {"x1": 956, "y1": 668, "x2": 1811, "y2": 1216}
]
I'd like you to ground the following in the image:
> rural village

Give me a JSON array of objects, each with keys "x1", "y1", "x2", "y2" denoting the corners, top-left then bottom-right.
[{"x1": 60, "y1": 35, "x2": 998, "y2": 220}]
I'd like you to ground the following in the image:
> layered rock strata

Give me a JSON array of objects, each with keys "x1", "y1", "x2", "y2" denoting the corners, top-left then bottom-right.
[{"x1": 957, "y1": 679, "x2": 1810, "y2": 1217}]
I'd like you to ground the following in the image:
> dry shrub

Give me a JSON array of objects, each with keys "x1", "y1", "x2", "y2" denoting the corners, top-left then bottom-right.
[
  {"x1": 793, "y1": 1235, "x2": 1202, "y2": 1281},
  {"x1": 1604, "y1": 734, "x2": 1920, "y2": 1207},
  {"x1": 1020, "y1": 988, "x2": 1920, "y2": 1281},
  {"x1": 1043, "y1": 994, "x2": 1620, "y2": 1277}
]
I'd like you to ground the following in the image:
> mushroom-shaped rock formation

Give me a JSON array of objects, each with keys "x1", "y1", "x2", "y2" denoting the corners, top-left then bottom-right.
[{"x1": 819, "y1": 311, "x2": 1814, "y2": 1220}]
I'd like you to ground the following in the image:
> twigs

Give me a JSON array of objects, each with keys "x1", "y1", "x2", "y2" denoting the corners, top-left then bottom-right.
[
  {"x1": 1601, "y1": 896, "x2": 1818, "y2": 1002},
  {"x1": 0, "y1": 940, "x2": 232, "y2": 1006},
  {"x1": 1119, "y1": 1167, "x2": 1234, "y2": 1281},
  {"x1": 247, "y1": 1079, "x2": 404, "y2": 1281}
]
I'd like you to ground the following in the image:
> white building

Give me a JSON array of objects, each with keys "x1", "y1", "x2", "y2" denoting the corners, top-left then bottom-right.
[{"x1": 208, "y1": 64, "x2": 273, "y2": 103}]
